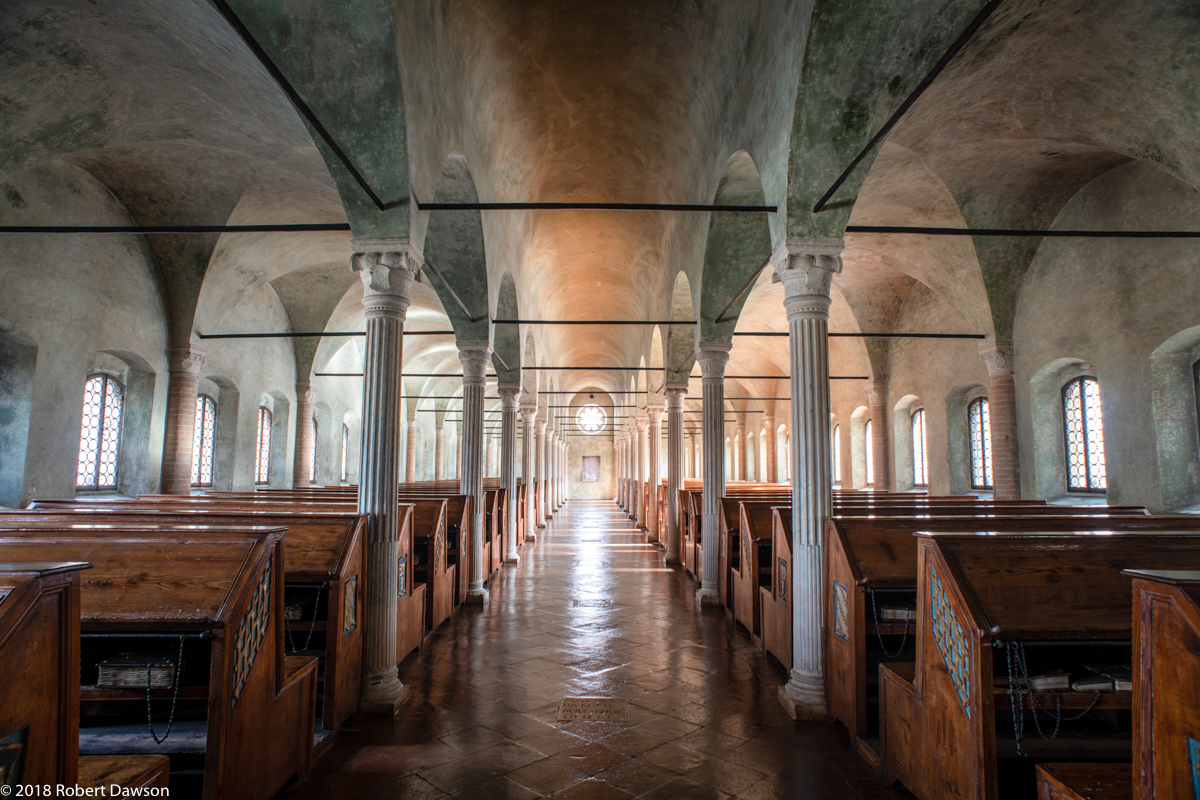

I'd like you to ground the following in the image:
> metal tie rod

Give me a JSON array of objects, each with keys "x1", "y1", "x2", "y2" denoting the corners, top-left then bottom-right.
[
  {"x1": 846, "y1": 225, "x2": 1200, "y2": 239},
  {"x1": 418, "y1": 202, "x2": 776, "y2": 213},
  {"x1": 199, "y1": 330, "x2": 452, "y2": 339}
]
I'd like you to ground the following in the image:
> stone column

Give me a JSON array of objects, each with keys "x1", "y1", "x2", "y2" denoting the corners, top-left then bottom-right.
[
  {"x1": 555, "y1": 437, "x2": 563, "y2": 507},
  {"x1": 634, "y1": 415, "x2": 648, "y2": 529},
  {"x1": 458, "y1": 341, "x2": 492, "y2": 604},
  {"x1": 695, "y1": 342, "x2": 731, "y2": 606},
  {"x1": 520, "y1": 403, "x2": 538, "y2": 541},
  {"x1": 454, "y1": 422, "x2": 462, "y2": 479},
  {"x1": 646, "y1": 404, "x2": 664, "y2": 543},
  {"x1": 664, "y1": 386, "x2": 686, "y2": 563},
  {"x1": 735, "y1": 416, "x2": 747, "y2": 481},
  {"x1": 537, "y1": 419, "x2": 549, "y2": 524},
  {"x1": 434, "y1": 416, "x2": 445, "y2": 480},
  {"x1": 404, "y1": 405, "x2": 418, "y2": 482},
  {"x1": 764, "y1": 412, "x2": 777, "y2": 483},
  {"x1": 772, "y1": 237, "x2": 842, "y2": 718},
  {"x1": 499, "y1": 384, "x2": 521, "y2": 563},
  {"x1": 614, "y1": 434, "x2": 623, "y2": 504},
  {"x1": 979, "y1": 341, "x2": 1021, "y2": 499},
  {"x1": 292, "y1": 380, "x2": 316, "y2": 487},
  {"x1": 559, "y1": 439, "x2": 567, "y2": 505},
  {"x1": 867, "y1": 382, "x2": 889, "y2": 491},
  {"x1": 351, "y1": 239, "x2": 419, "y2": 713},
  {"x1": 160, "y1": 344, "x2": 207, "y2": 494}
]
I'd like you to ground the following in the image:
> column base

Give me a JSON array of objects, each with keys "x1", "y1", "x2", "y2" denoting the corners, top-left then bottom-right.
[
  {"x1": 695, "y1": 588, "x2": 721, "y2": 607},
  {"x1": 359, "y1": 673, "x2": 411, "y2": 716},
  {"x1": 464, "y1": 588, "x2": 489, "y2": 605},
  {"x1": 537, "y1": 521, "x2": 547, "y2": 529},
  {"x1": 778, "y1": 674, "x2": 828, "y2": 720},
  {"x1": 504, "y1": 552, "x2": 520, "y2": 564},
  {"x1": 664, "y1": 552, "x2": 681, "y2": 565},
  {"x1": 525, "y1": 532, "x2": 537, "y2": 542}
]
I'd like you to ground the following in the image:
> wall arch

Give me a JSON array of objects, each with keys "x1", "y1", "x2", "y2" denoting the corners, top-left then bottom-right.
[
  {"x1": 850, "y1": 405, "x2": 870, "y2": 489},
  {"x1": 1150, "y1": 326, "x2": 1200, "y2": 509},
  {"x1": 0, "y1": 319, "x2": 36, "y2": 507},
  {"x1": 893, "y1": 394, "x2": 922, "y2": 491},
  {"x1": 1029, "y1": 358, "x2": 1100, "y2": 500},
  {"x1": 945, "y1": 382, "x2": 988, "y2": 495}
]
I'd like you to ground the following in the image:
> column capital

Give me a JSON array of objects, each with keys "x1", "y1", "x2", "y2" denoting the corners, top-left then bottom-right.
[
  {"x1": 695, "y1": 342, "x2": 732, "y2": 382},
  {"x1": 297, "y1": 379, "x2": 317, "y2": 405},
  {"x1": 519, "y1": 403, "x2": 538, "y2": 423},
  {"x1": 167, "y1": 345, "x2": 207, "y2": 376},
  {"x1": 865, "y1": 381, "x2": 888, "y2": 407},
  {"x1": 645, "y1": 404, "x2": 665, "y2": 424},
  {"x1": 635, "y1": 415, "x2": 649, "y2": 432},
  {"x1": 771, "y1": 237, "x2": 843, "y2": 317},
  {"x1": 498, "y1": 383, "x2": 522, "y2": 410},
  {"x1": 457, "y1": 341, "x2": 493, "y2": 387},
  {"x1": 978, "y1": 340, "x2": 1015, "y2": 376},
  {"x1": 665, "y1": 385, "x2": 688, "y2": 410},
  {"x1": 537, "y1": 418, "x2": 548, "y2": 433},
  {"x1": 351, "y1": 238, "x2": 421, "y2": 315}
]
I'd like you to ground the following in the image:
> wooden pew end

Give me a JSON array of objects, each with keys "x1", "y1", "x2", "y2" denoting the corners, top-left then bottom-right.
[
  {"x1": 1034, "y1": 763, "x2": 1132, "y2": 800},
  {"x1": 78, "y1": 755, "x2": 170, "y2": 794}
]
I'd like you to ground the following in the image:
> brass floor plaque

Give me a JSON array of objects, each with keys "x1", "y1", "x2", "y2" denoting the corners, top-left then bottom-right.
[
  {"x1": 557, "y1": 697, "x2": 628, "y2": 722},
  {"x1": 572, "y1": 599, "x2": 612, "y2": 608}
]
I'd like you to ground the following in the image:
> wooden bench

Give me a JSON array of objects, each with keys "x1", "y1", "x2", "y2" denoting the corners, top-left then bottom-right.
[
  {"x1": 760, "y1": 506, "x2": 793, "y2": 671},
  {"x1": 0, "y1": 526, "x2": 317, "y2": 800},
  {"x1": 409, "y1": 499, "x2": 456, "y2": 635},
  {"x1": 879, "y1": 533, "x2": 1200, "y2": 800},
  {"x1": 729, "y1": 502, "x2": 777, "y2": 638}
]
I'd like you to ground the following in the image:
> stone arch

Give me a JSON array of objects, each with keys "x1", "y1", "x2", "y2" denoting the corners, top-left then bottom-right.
[
  {"x1": 493, "y1": 270, "x2": 521, "y2": 385},
  {"x1": 0, "y1": 318, "x2": 36, "y2": 508},
  {"x1": 1029, "y1": 357, "x2": 1101, "y2": 501},
  {"x1": 423, "y1": 153, "x2": 489, "y2": 340},
  {"x1": 664, "y1": 271, "x2": 696, "y2": 382},
  {"x1": 699, "y1": 152, "x2": 774, "y2": 343},
  {"x1": 893, "y1": 394, "x2": 922, "y2": 491},
  {"x1": 1150, "y1": 325, "x2": 1200, "y2": 510},
  {"x1": 522, "y1": 329, "x2": 538, "y2": 396},
  {"x1": 945, "y1": 383, "x2": 989, "y2": 496},
  {"x1": 850, "y1": 405, "x2": 870, "y2": 489}
]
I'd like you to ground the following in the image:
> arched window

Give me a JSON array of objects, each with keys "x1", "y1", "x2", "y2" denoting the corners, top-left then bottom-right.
[
  {"x1": 341, "y1": 423, "x2": 350, "y2": 483},
  {"x1": 1063, "y1": 376, "x2": 1106, "y2": 492},
  {"x1": 308, "y1": 417, "x2": 318, "y2": 483},
  {"x1": 968, "y1": 398, "x2": 993, "y2": 490},
  {"x1": 77, "y1": 373, "x2": 124, "y2": 490},
  {"x1": 864, "y1": 420, "x2": 874, "y2": 485},
  {"x1": 191, "y1": 394, "x2": 217, "y2": 487},
  {"x1": 255, "y1": 406, "x2": 272, "y2": 485},
  {"x1": 832, "y1": 424, "x2": 841, "y2": 484},
  {"x1": 911, "y1": 409, "x2": 928, "y2": 487}
]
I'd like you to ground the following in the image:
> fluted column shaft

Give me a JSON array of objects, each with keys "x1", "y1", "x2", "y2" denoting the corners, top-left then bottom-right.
[
  {"x1": 736, "y1": 418, "x2": 747, "y2": 481},
  {"x1": 520, "y1": 405, "x2": 538, "y2": 541},
  {"x1": 352, "y1": 241, "x2": 418, "y2": 712},
  {"x1": 665, "y1": 387, "x2": 686, "y2": 563},
  {"x1": 499, "y1": 384, "x2": 521, "y2": 562},
  {"x1": 647, "y1": 405, "x2": 664, "y2": 542},
  {"x1": 980, "y1": 342, "x2": 1021, "y2": 499},
  {"x1": 696, "y1": 342, "x2": 731, "y2": 606},
  {"x1": 556, "y1": 438, "x2": 564, "y2": 506},
  {"x1": 459, "y1": 341, "x2": 492, "y2": 603},
  {"x1": 773, "y1": 238, "x2": 842, "y2": 718},
  {"x1": 634, "y1": 416, "x2": 648, "y2": 529},
  {"x1": 614, "y1": 435, "x2": 623, "y2": 504},
  {"x1": 161, "y1": 345, "x2": 207, "y2": 494},
  {"x1": 867, "y1": 382, "x2": 889, "y2": 490},
  {"x1": 537, "y1": 420, "x2": 549, "y2": 524}
]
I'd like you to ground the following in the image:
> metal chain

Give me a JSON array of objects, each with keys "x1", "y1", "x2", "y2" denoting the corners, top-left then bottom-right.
[
  {"x1": 146, "y1": 635, "x2": 186, "y2": 744},
  {"x1": 285, "y1": 585, "x2": 323, "y2": 653},
  {"x1": 1006, "y1": 641, "x2": 1102, "y2": 756},
  {"x1": 868, "y1": 588, "x2": 910, "y2": 658}
]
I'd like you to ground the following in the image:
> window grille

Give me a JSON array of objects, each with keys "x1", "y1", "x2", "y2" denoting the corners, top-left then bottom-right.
[
  {"x1": 1063, "y1": 376, "x2": 1106, "y2": 492},
  {"x1": 832, "y1": 424, "x2": 841, "y2": 483},
  {"x1": 77, "y1": 373, "x2": 124, "y2": 490},
  {"x1": 912, "y1": 409, "x2": 928, "y2": 487},
  {"x1": 191, "y1": 394, "x2": 217, "y2": 487},
  {"x1": 255, "y1": 406, "x2": 272, "y2": 485},
  {"x1": 865, "y1": 420, "x2": 874, "y2": 485},
  {"x1": 968, "y1": 398, "x2": 993, "y2": 490},
  {"x1": 341, "y1": 423, "x2": 349, "y2": 483}
]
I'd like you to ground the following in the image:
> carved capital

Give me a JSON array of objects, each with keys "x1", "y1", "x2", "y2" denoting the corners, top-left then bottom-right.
[
  {"x1": 771, "y1": 238, "x2": 843, "y2": 319},
  {"x1": 865, "y1": 381, "x2": 888, "y2": 407},
  {"x1": 168, "y1": 345, "x2": 207, "y2": 376},
  {"x1": 498, "y1": 383, "x2": 522, "y2": 411},
  {"x1": 978, "y1": 340, "x2": 1015, "y2": 376},
  {"x1": 635, "y1": 415, "x2": 649, "y2": 432},
  {"x1": 537, "y1": 418, "x2": 548, "y2": 434},
  {"x1": 457, "y1": 341, "x2": 493, "y2": 387},
  {"x1": 350, "y1": 238, "x2": 422, "y2": 316},
  {"x1": 695, "y1": 342, "x2": 732, "y2": 382},
  {"x1": 519, "y1": 403, "x2": 538, "y2": 424},
  {"x1": 296, "y1": 379, "x2": 317, "y2": 406},
  {"x1": 664, "y1": 384, "x2": 688, "y2": 411},
  {"x1": 645, "y1": 404, "x2": 665, "y2": 425}
]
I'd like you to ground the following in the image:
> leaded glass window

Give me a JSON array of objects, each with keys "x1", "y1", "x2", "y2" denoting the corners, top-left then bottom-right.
[
  {"x1": 255, "y1": 406, "x2": 272, "y2": 485},
  {"x1": 865, "y1": 420, "x2": 874, "y2": 485},
  {"x1": 575, "y1": 404, "x2": 607, "y2": 434},
  {"x1": 191, "y1": 394, "x2": 217, "y2": 487},
  {"x1": 968, "y1": 398, "x2": 993, "y2": 490},
  {"x1": 1063, "y1": 376, "x2": 1106, "y2": 492},
  {"x1": 308, "y1": 417, "x2": 318, "y2": 483},
  {"x1": 832, "y1": 424, "x2": 841, "y2": 483},
  {"x1": 341, "y1": 423, "x2": 349, "y2": 483},
  {"x1": 77, "y1": 373, "x2": 124, "y2": 490},
  {"x1": 912, "y1": 409, "x2": 928, "y2": 487}
]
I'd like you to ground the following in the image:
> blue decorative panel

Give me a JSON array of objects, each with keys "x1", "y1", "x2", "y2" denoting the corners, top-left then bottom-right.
[
  {"x1": 833, "y1": 582, "x2": 849, "y2": 641},
  {"x1": 1189, "y1": 737, "x2": 1200, "y2": 800},
  {"x1": 929, "y1": 563, "x2": 971, "y2": 718},
  {"x1": 232, "y1": 558, "x2": 272, "y2": 705}
]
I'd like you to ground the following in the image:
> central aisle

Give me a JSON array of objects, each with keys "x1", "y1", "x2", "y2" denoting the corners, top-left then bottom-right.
[{"x1": 281, "y1": 501, "x2": 907, "y2": 799}]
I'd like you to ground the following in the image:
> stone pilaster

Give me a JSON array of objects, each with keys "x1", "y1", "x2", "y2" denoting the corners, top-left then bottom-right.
[
  {"x1": 664, "y1": 386, "x2": 686, "y2": 563},
  {"x1": 537, "y1": 419, "x2": 549, "y2": 524},
  {"x1": 351, "y1": 238, "x2": 420, "y2": 713},
  {"x1": 293, "y1": 380, "x2": 317, "y2": 487},
  {"x1": 161, "y1": 344, "x2": 207, "y2": 494},
  {"x1": 498, "y1": 384, "x2": 521, "y2": 563},
  {"x1": 695, "y1": 341, "x2": 731, "y2": 607},
  {"x1": 764, "y1": 413, "x2": 777, "y2": 483},
  {"x1": 866, "y1": 382, "x2": 889, "y2": 491},
  {"x1": 979, "y1": 341, "x2": 1021, "y2": 500},
  {"x1": 772, "y1": 237, "x2": 842, "y2": 718},
  {"x1": 404, "y1": 405, "x2": 418, "y2": 482},
  {"x1": 520, "y1": 402, "x2": 538, "y2": 541},
  {"x1": 458, "y1": 341, "x2": 492, "y2": 604},
  {"x1": 646, "y1": 404, "x2": 664, "y2": 543}
]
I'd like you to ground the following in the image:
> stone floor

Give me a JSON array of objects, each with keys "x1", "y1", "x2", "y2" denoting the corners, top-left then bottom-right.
[{"x1": 278, "y1": 500, "x2": 909, "y2": 799}]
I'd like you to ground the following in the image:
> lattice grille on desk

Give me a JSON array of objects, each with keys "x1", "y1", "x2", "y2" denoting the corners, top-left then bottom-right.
[
  {"x1": 929, "y1": 562, "x2": 971, "y2": 718},
  {"x1": 434, "y1": 527, "x2": 445, "y2": 573},
  {"x1": 232, "y1": 558, "x2": 272, "y2": 706}
]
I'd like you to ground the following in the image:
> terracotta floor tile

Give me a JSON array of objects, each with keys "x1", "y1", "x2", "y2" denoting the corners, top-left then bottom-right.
[
  {"x1": 505, "y1": 756, "x2": 588, "y2": 795},
  {"x1": 418, "y1": 755, "x2": 500, "y2": 794},
  {"x1": 438, "y1": 725, "x2": 510, "y2": 755},
  {"x1": 451, "y1": 774, "x2": 541, "y2": 800},
  {"x1": 593, "y1": 758, "x2": 676, "y2": 796},
  {"x1": 596, "y1": 727, "x2": 668, "y2": 757},
  {"x1": 637, "y1": 775, "x2": 732, "y2": 800},
  {"x1": 553, "y1": 741, "x2": 627, "y2": 775},
  {"x1": 471, "y1": 741, "x2": 547, "y2": 773},
  {"x1": 551, "y1": 777, "x2": 636, "y2": 800}
]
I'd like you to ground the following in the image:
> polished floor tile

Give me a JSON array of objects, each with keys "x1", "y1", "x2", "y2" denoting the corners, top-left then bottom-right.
[{"x1": 278, "y1": 501, "x2": 909, "y2": 799}]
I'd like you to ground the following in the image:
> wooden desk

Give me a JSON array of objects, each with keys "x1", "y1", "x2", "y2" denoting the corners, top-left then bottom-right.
[{"x1": 761, "y1": 507, "x2": 793, "y2": 670}]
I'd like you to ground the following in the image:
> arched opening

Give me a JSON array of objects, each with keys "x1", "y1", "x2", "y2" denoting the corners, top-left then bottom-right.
[
  {"x1": 0, "y1": 319, "x2": 37, "y2": 507},
  {"x1": 1149, "y1": 326, "x2": 1200, "y2": 509},
  {"x1": 892, "y1": 394, "x2": 922, "y2": 491},
  {"x1": 850, "y1": 406, "x2": 870, "y2": 489},
  {"x1": 1030, "y1": 358, "x2": 1102, "y2": 501}
]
